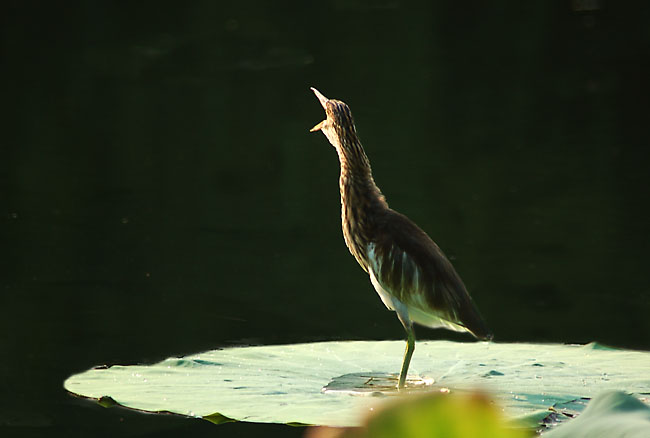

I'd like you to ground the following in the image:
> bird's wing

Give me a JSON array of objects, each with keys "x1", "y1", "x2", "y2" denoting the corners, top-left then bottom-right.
[{"x1": 367, "y1": 209, "x2": 491, "y2": 340}]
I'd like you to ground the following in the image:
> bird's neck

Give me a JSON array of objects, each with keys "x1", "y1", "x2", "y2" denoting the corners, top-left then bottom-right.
[{"x1": 337, "y1": 139, "x2": 388, "y2": 271}]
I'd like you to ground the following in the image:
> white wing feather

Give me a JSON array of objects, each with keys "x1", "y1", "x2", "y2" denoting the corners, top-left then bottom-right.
[{"x1": 367, "y1": 242, "x2": 469, "y2": 333}]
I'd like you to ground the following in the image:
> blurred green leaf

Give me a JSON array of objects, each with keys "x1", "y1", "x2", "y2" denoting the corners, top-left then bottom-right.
[{"x1": 307, "y1": 392, "x2": 528, "y2": 438}]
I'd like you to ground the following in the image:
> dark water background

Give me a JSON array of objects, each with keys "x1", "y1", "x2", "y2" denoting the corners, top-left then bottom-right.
[{"x1": 2, "y1": 1, "x2": 649, "y2": 436}]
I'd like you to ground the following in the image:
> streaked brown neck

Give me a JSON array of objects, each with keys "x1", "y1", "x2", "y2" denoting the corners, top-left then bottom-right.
[{"x1": 335, "y1": 130, "x2": 388, "y2": 271}]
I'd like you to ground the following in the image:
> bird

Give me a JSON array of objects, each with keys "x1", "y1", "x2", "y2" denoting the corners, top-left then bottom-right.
[{"x1": 309, "y1": 87, "x2": 492, "y2": 389}]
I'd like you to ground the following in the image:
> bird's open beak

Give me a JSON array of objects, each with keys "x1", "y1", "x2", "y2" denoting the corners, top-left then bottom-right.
[
  {"x1": 309, "y1": 87, "x2": 329, "y2": 132},
  {"x1": 311, "y1": 87, "x2": 329, "y2": 109},
  {"x1": 309, "y1": 121, "x2": 324, "y2": 132}
]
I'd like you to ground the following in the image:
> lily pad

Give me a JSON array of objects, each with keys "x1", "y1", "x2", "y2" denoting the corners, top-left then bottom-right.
[
  {"x1": 544, "y1": 391, "x2": 650, "y2": 438},
  {"x1": 64, "y1": 340, "x2": 650, "y2": 428}
]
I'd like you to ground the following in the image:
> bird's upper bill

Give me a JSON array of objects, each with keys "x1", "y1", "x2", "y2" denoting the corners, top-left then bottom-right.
[{"x1": 309, "y1": 87, "x2": 329, "y2": 132}]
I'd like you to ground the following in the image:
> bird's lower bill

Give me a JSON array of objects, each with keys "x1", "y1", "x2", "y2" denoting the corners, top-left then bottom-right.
[{"x1": 310, "y1": 120, "x2": 325, "y2": 132}]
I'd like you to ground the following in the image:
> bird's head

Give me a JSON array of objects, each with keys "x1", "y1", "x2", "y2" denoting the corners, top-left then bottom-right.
[{"x1": 309, "y1": 87, "x2": 357, "y2": 151}]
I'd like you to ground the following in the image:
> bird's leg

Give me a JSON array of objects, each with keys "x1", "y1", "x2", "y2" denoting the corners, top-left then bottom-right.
[{"x1": 397, "y1": 318, "x2": 415, "y2": 390}]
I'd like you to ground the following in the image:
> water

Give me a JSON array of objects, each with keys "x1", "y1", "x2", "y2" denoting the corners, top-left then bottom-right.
[{"x1": 2, "y1": 1, "x2": 649, "y2": 436}]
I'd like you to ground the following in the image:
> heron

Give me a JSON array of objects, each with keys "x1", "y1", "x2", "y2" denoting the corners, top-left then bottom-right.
[{"x1": 310, "y1": 87, "x2": 492, "y2": 389}]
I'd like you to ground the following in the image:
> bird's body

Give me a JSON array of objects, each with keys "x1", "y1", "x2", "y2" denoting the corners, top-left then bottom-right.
[{"x1": 310, "y1": 88, "x2": 491, "y2": 388}]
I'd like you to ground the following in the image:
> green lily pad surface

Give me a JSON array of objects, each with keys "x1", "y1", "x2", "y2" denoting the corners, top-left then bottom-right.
[
  {"x1": 64, "y1": 341, "x2": 650, "y2": 428},
  {"x1": 544, "y1": 391, "x2": 650, "y2": 438}
]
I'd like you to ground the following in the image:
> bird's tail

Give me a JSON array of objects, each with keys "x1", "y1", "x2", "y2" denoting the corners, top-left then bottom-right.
[{"x1": 462, "y1": 301, "x2": 493, "y2": 341}]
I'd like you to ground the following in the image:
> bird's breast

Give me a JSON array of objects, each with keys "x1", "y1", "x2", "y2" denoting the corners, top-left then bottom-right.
[{"x1": 339, "y1": 176, "x2": 374, "y2": 271}]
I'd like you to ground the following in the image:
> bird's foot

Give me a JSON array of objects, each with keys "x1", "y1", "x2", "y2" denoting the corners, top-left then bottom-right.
[{"x1": 322, "y1": 372, "x2": 434, "y2": 396}]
